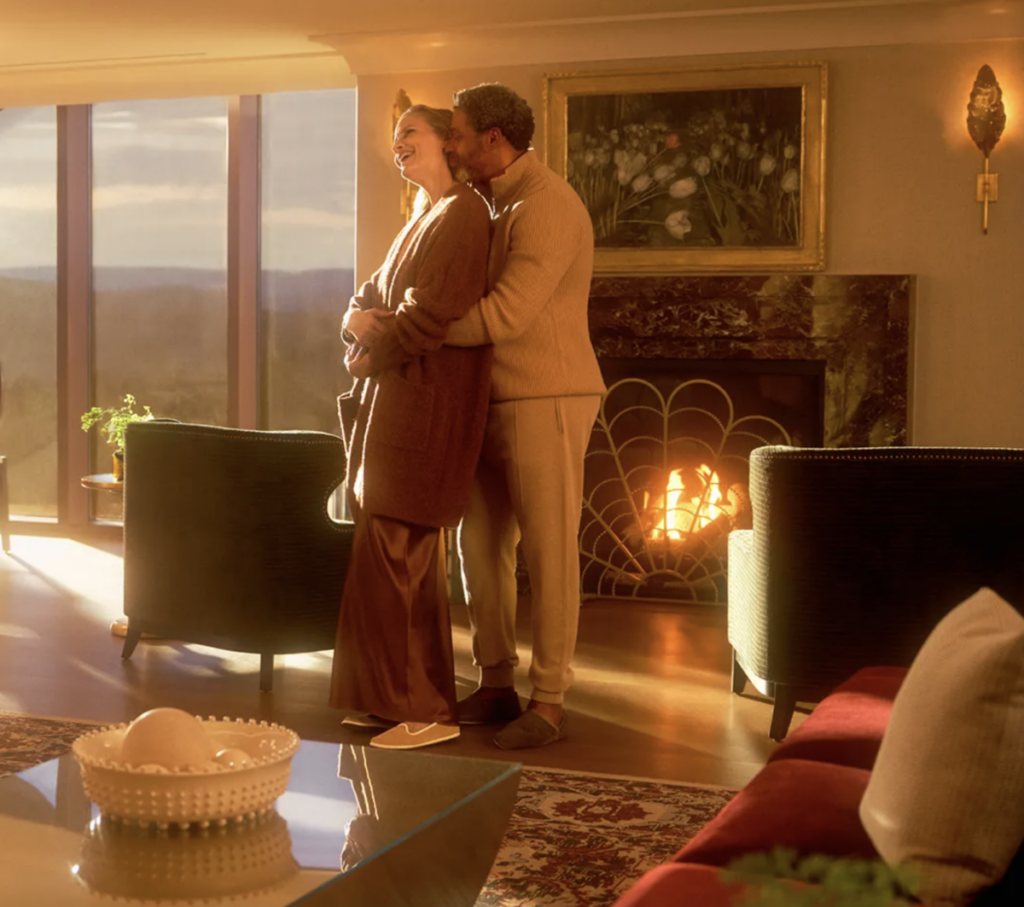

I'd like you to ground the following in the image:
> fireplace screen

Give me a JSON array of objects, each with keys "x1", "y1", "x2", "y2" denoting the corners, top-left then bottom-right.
[{"x1": 580, "y1": 359, "x2": 824, "y2": 604}]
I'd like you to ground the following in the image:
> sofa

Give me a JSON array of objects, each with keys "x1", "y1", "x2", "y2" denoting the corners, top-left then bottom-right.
[{"x1": 613, "y1": 659, "x2": 1024, "y2": 907}]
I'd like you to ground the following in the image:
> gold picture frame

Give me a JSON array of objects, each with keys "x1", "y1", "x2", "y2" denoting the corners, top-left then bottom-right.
[{"x1": 544, "y1": 62, "x2": 827, "y2": 274}]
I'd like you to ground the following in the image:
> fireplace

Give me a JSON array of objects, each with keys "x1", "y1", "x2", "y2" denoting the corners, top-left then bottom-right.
[
  {"x1": 580, "y1": 358, "x2": 825, "y2": 603},
  {"x1": 578, "y1": 274, "x2": 913, "y2": 605}
]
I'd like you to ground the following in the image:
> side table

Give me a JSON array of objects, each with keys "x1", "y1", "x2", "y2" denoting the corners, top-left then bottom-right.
[{"x1": 80, "y1": 473, "x2": 123, "y2": 494}]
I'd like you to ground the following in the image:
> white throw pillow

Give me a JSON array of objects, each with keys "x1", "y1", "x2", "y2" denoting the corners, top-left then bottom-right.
[{"x1": 860, "y1": 587, "x2": 1024, "y2": 907}]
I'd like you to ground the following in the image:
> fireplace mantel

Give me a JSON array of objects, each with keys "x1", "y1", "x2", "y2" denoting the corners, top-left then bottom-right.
[{"x1": 588, "y1": 274, "x2": 913, "y2": 447}]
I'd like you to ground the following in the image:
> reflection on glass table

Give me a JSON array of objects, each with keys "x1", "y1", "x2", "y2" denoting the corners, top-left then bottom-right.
[
  {"x1": 0, "y1": 739, "x2": 521, "y2": 907},
  {"x1": 77, "y1": 811, "x2": 300, "y2": 901}
]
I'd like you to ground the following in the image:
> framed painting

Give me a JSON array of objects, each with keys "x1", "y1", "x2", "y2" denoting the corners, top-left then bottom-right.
[{"x1": 544, "y1": 63, "x2": 827, "y2": 274}]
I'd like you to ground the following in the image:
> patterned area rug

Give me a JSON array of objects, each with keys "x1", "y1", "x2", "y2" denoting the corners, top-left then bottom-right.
[
  {"x1": 0, "y1": 711, "x2": 103, "y2": 776},
  {"x1": 0, "y1": 712, "x2": 735, "y2": 907},
  {"x1": 480, "y1": 767, "x2": 735, "y2": 906}
]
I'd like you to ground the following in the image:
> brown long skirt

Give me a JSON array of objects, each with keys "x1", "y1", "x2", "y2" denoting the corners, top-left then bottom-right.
[{"x1": 329, "y1": 511, "x2": 457, "y2": 724}]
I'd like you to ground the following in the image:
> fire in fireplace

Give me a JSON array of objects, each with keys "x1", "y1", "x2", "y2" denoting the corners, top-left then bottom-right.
[
  {"x1": 643, "y1": 464, "x2": 723, "y2": 538},
  {"x1": 580, "y1": 359, "x2": 824, "y2": 604}
]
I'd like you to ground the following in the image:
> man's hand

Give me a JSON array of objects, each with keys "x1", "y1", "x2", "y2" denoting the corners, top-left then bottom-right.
[
  {"x1": 345, "y1": 309, "x2": 394, "y2": 348},
  {"x1": 345, "y1": 347, "x2": 375, "y2": 380}
]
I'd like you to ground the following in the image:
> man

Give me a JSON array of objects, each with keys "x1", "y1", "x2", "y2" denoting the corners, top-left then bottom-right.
[{"x1": 444, "y1": 83, "x2": 606, "y2": 749}]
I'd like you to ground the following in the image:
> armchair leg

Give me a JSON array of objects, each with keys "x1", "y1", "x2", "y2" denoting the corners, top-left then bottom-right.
[
  {"x1": 769, "y1": 687, "x2": 799, "y2": 742},
  {"x1": 0, "y1": 455, "x2": 10, "y2": 554},
  {"x1": 121, "y1": 626, "x2": 143, "y2": 659},
  {"x1": 730, "y1": 650, "x2": 748, "y2": 695},
  {"x1": 260, "y1": 654, "x2": 274, "y2": 692}
]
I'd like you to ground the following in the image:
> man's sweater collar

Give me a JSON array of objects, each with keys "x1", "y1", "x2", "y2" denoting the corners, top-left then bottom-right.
[{"x1": 488, "y1": 149, "x2": 539, "y2": 207}]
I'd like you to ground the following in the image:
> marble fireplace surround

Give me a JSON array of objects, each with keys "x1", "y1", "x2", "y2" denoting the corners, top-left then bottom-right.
[{"x1": 587, "y1": 274, "x2": 914, "y2": 448}]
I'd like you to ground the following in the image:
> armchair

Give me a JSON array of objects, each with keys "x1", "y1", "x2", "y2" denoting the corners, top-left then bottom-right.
[
  {"x1": 728, "y1": 445, "x2": 1024, "y2": 740},
  {"x1": 121, "y1": 420, "x2": 357, "y2": 691}
]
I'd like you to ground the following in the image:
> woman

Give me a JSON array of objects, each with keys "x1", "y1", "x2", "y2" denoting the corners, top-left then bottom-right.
[{"x1": 330, "y1": 104, "x2": 492, "y2": 750}]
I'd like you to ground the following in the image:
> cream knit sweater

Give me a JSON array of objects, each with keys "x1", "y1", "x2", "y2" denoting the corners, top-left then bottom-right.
[{"x1": 445, "y1": 151, "x2": 606, "y2": 402}]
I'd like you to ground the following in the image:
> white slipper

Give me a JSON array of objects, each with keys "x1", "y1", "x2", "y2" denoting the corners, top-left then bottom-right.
[
  {"x1": 341, "y1": 713, "x2": 397, "y2": 730},
  {"x1": 369, "y1": 722, "x2": 461, "y2": 750}
]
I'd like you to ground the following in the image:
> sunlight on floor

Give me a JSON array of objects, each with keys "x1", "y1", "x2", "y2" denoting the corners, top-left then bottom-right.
[
  {"x1": 277, "y1": 652, "x2": 333, "y2": 671},
  {"x1": 0, "y1": 692, "x2": 25, "y2": 712},
  {"x1": 453, "y1": 614, "x2": 766, "y2": 759},
  {"x1": 6, "y1": 537, "x2": 124, "y2": 626},
  {"x1": 0, "y1": 623, "x2": 40, "y2": 640},
  {"x1": 68, "y1": 658, "x2": 135, "y2": 693}
]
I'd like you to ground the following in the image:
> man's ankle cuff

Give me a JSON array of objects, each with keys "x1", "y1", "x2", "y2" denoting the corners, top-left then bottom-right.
[
  {"x1": 530, "y1": 689, "x2": 564, "y2": 706},
  {"x1": 481, "y1": 666, "x2": 516, "y2": 689}
]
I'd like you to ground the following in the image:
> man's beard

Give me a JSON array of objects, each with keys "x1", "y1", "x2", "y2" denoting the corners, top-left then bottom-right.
[{"x1": 447, "y1": 151, "x2": 474, "y2": 184}]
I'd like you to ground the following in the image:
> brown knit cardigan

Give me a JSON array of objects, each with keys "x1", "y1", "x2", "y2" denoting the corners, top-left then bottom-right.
[{"x1": 337, "y1": 182, "x2": 493, "y2": 528}]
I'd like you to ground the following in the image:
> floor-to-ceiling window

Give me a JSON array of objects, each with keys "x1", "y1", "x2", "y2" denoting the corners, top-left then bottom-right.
[
  {"x1": 1, "y1": 89, "x2": 356, "y2": 533},
  {"x1": 0, "y1": 108, "x2": 58, "y2": 519},
  {"x1": 260, "y1": 89, "x2": 356, "y2": 432},
  {"x1": 90, "y1": 99, "x2": 230, "y2": 517},
  {"x1": 91, "y1": 97, "x2": 230, "y2": 433}
]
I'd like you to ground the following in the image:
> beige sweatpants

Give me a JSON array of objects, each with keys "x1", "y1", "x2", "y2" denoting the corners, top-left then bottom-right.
[{"x1": 458, "y1": 395, "x2": 602, "y2": 705}]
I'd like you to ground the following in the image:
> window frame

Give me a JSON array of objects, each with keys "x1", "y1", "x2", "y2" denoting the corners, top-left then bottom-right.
[{"x1": 6, "y1": 91, "x2": 351, "y2": 540}]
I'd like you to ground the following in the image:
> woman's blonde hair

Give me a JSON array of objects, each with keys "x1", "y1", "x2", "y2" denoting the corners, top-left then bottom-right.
[
  {"x1": 402, "y1": 104, "x2": 453, "y2": 142},
  {"x1": 399, "y1": 104, "x2": 456, "y2": 215}
]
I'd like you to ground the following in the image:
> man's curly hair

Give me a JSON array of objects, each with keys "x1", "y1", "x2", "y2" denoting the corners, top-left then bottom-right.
[{"x1": 452, "y1": 83, "x2": 535, "y2": 152}]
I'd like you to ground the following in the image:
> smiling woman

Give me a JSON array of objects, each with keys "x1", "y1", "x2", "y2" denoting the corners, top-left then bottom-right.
[{"x1": 329, "y1": 101, "x2": 493, "y2": 751}]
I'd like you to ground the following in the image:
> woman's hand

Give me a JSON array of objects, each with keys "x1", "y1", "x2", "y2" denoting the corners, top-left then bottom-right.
[
  {"x1": 345, "y1": 346, "x2": 375, "y2": 380},
  {"x1": 345, "y1": 309, "x2": 394, "y2": 348}
]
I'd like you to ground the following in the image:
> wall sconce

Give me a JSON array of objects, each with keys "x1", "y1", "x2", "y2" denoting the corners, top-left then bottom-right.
[{"x1": 966, "y1": 64, "x2": 1006, "y2": 234}]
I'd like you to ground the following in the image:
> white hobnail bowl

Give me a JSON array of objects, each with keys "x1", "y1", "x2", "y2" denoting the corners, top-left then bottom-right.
[{"x1": 72, "y1": 717, "x2": 300, "y2": 829}]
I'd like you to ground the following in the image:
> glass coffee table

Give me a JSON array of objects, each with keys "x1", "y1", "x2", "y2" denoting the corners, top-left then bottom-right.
[{"x1": 0, "y1": 738, "x2": 521, "y2": 906}]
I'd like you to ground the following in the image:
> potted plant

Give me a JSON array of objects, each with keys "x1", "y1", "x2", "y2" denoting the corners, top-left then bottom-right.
[
  {"x1": 723, "y1": 849, "x2": 918, "y2": 906},
  {"x1": 81, "y1": 394, "x2": 154, "y2": 481}
]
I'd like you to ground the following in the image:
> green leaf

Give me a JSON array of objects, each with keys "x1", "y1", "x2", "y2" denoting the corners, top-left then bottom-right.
[
  {"x1": 724, "y1": 849, "x2": 918, "y2": 907},
  {"x1": 79, "y1": 395, "x2": 157, "y2": 452}
]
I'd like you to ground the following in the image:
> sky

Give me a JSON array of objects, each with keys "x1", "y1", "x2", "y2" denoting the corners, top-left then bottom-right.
[{"x1": 0, "y1": 89, "x2": 357, "y2": 272}]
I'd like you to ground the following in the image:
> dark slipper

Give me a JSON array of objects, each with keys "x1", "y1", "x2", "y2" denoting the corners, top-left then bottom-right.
[
  {"x1": 494, "y1": 709, "x2": 567, "y2": 750},
  {"x1": 456, "y1": 686, "x2": 523, "y2": 726}
]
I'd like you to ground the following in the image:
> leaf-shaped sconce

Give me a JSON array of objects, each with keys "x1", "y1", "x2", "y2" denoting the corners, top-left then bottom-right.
[{"x1": 966, "y1": 65, "x2": 1006, "y2": 159}]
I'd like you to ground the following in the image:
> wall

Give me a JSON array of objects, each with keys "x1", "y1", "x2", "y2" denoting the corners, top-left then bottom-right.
[{"x1": 355, "y1": 38, "x2": 1024, "y2": 448}]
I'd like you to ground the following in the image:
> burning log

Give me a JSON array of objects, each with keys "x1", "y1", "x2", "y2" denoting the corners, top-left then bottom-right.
[
  {"x1": 645, "y1": 466, "x2": 723, "y2": 539},
  {"x1": 678, "y1": 511, "x2": 735, "y2": 561},
  {"x1": 719, "y1": 483, "x2": 752, "y2": 531},
  {"x1": 644, "y1": 511, "x2": 734, "y2": 562},
  {"x1": 629, "y1": 463, "x2": 745, "y2": 557}
]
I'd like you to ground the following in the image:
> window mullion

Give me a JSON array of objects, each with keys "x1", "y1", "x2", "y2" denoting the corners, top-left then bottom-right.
[
  {"x1": 56, "y1": 105, "x2": 92, "y2": 526},
  {"x1": 227, "y1": 95, "x2": 261, "y2": 429}
]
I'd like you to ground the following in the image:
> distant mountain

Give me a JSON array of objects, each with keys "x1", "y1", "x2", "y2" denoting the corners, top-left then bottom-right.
[
  {"x1": 0, "y1": 266, "x2": 354, "y2": 310},
  {"x1": 0, "y1": 266, "x2": 56, "y2": 283},
  {"x1": 261, "y1": 269, "x2": 355, "y2": 312},
  {"x1": 93, "y1": 267, "x2": 226, "y2": 292},
  {"x1": 0, "y1": 267, "x2": 356, "y2": 389}
]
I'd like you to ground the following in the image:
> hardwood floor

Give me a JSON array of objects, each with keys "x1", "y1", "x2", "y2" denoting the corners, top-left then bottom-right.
[{"x1": 0, "y1": 533, "x2": 803, "y2": 790}]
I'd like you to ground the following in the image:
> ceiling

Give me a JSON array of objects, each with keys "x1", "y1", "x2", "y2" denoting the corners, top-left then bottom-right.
[{"x1": 0, "y1": 0, "x2": 1019, "y2": 106}]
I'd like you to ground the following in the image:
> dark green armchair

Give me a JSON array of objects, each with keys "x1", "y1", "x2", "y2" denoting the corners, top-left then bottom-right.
[
  {"x1": 121, "y1": 419, "x2": 356, "y2": 691},
  {"x1": 729, "y1": 444, "x2": 1024, "y2": 740}
]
